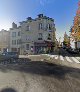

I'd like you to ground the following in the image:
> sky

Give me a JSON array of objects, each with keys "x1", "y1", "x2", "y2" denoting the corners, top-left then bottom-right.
[{"x1": 0, "y1": 0, "x2": 79, "y2": 41}]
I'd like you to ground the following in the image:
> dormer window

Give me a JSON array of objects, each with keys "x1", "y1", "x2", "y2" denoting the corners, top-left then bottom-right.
[{"x1": 38, "y1": 14, "x2": 43, "y2": 18}]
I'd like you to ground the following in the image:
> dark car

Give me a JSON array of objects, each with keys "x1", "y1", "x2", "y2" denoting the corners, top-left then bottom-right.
[
  {"x1": 68, "y1": 48, "x2": 79, "y2": 54},
  {"x1": 1, "y1": 52, "x2": 19, "y2": 61},
  {"x1": 62, "y1": 46, "x2": 66, "y2": 49},
  {"x1": 66, "y1": 47, "x2": 71, "y2": 51}
]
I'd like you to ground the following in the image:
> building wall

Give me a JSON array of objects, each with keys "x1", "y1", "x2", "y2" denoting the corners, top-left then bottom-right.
[
  {"x1": 20, "y1": 14, "x2": 56, "y2": 54},
  {"x1": 0, "y1": 29, "x2": 10, "y2": 52},
  {"x1": 9, "y1": 14, "x2": 56, "y2": 54},
  {"x1": 9, "y1": 27, "x2": 21, "y2": 54}
]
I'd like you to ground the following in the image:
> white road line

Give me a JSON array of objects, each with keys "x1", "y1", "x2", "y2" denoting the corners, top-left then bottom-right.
[
  {"x1": 55, "y1": 55, "x2": 58, "y2": 59},
  {"x1": 50, "y1": 55, "x2": 55, "y2": 58},
  {"x1": 66, "y1": 56, "x2": 73, "y2": 63},
  {"x1": 76, "y1": 57, "x2": 80, "y2": 60},
  {"x1": 60, "y1": 55, "x2": 64, "y2": 61},
  {"x1": 47, "y1": 54, "x2": 51, "y2": 57},
  {"x1": 71, "y1": 57, "x2": 80, "y2": 63}
]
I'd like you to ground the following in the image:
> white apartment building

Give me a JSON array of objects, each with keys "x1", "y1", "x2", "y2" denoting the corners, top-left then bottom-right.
[
  {"x1": 0, "y1": 29, "x2": 10, "y2": 53},
  {"x1": 9, "y1": 14, "x2": 56, "y2": 54},
  {"x1": 20, "y1": 14, "x2": 56, "y2": 54},
  {"x1": 9, "y1": 22, "x2": 21, "y2": 54}
]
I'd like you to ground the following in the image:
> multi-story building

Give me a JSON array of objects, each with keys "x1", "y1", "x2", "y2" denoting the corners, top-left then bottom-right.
[
  {"x1": 9, "y1": 14, "x2": 56, "y2": 54},
  {"x1": 20, "y1": 14, "x2": 56, "y2": 54},
  {"x1": 0, "y1": 29, "x2": 10, "y2": 53},
  {"x1": 9, "y1": 22, "x2": 21, "y2": 54}
]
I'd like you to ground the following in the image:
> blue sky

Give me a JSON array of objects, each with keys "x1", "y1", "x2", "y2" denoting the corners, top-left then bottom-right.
[{"x1": 0, "y1": 0, "x2": 79, "y2": 41}]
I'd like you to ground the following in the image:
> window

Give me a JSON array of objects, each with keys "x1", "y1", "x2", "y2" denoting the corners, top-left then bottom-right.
[
  {"x1": 39, "y1": 23, "x2": 43, "y2": 30},
  {"x1": 47, "y1": 24, "x2": 51, "y2": 30},
  {"x1": 26, "y1": 44, "x2": 29, "y2": 50},
  {"x1": 26, "y1": 25, "x2": 30, "y2": 31},
  {"x1": 48, "y1": 33, "x2": 51, "y2": 40},
  {"x1": 38, "y1": 33, "x2": 43, "y2": 40},
  {"x1": 26, "y1": 36, "x2": 30, "y2": 40},
  {"x1": 12, "y1": 32, "x2": 16, "y2": 37},
  {"x1": 18, "y1": 31, "x2": 21, "y2": 36},
  {"x1": 12, "y1": 40, "x2": 16, "y2": 45},
  {"x1": 48, "y1": 33, "x2": 51, "y2": 36},
  {"x1": 17, "y1": 39, "x2": 21, "y2": 44}
]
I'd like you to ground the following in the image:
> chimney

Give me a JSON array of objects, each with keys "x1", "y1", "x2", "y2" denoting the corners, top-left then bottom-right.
[{"x1": 12, "y1": 22, "x2": 17, "y2": 28}]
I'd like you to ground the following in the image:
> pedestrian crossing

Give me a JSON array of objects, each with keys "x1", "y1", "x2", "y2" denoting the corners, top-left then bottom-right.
[
  {"x1": 46, "y1": 54, "x2": 80, "y2": 64},
  {"x1": 60, "y1": 55, "x2": 64, "y2": 61},
  {"x1": 55, "y1": 55, "x2": 58, "y2": 59},
  {"x1": 72, "y1": 57, "x2": 80, "y2": 63},
  {"x1": 66, "y1": 56, "x2": 72, "y2": 63}
]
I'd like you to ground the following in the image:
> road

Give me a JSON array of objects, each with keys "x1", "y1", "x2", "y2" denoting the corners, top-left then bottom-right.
[{"x1": 0, "y1": 48, "x2": 80, "y2": 92}]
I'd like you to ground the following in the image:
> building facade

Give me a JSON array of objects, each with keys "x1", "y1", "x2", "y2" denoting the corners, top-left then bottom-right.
[
  {"x1": 20, "y1": 14, "x2": 56, "y2": 54},
  {"x1": 0, "y1": 29, "x2": 10, "y2": 53},
  {"x1": 9, "y1": 14, "x2": 56, "y2": 54},
  {"x1": 9, "y1": 22, "x2": 21, "y2": 54}
]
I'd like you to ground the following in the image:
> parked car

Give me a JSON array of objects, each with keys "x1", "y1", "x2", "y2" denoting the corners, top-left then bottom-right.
[
  {"x1": 66, "y1": 47, "x2": 71, "y2": 51},
  {"x1": 62, "y1": 45, "x2": 66, "y2": 49},
  {"x1": 68, "y1": 48, "x2": 79, "y2": 54},
  {"x1": 0, "y1": 52, "x2": 19, "y2": 61}
]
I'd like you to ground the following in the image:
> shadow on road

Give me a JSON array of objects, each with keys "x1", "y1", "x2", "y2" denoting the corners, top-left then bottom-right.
[
  {"x1": 0, "y1": 88, "x2": 17, "y2": 92},
  {"x1": 0, "y1": 60, "x2": 80, "y2": 80}
]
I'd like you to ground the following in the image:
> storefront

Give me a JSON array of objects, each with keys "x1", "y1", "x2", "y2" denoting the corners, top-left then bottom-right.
[{"x1": 34, "y1": 41, "x2": 55, "y2": 54}]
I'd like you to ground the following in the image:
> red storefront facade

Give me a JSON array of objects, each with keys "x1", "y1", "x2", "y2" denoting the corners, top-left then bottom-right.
[{"x1": 34, "y1": 41, "x2": 55, "y2": 54}]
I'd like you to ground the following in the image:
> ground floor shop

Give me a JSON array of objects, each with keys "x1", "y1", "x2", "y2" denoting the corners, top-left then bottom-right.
[
  {"x1": 0, "y1": 46, "x2": 9, "y2": 53},
  {"x1": 10, "y1": 41, "x2": 55, "y2": 55},
  {"x1": 34, "y1": 41, "x2": 55, "y2": 54}
]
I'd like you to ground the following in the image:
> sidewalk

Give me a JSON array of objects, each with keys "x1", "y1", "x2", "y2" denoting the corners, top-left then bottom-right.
[{"x1": 19, "y1": 54, "x2": 41, "y2": 58}]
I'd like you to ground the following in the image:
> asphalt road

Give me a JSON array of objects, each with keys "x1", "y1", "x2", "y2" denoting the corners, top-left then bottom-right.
[{"x1": 0, "y1": 49, "x2": 80, "y2": 92}]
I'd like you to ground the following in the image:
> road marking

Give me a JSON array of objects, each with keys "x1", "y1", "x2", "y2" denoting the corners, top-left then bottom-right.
[
  {"x1": 71, "y1": 57, "x2": 80, "y2": 63},
  {"x1": 76, "y1": 57, "x2": 80, "y2": 60},
  {"x1": 66, "y1": 56, "x2": 73, "y2": 63},
  {"x1": 50, "y1": 55, "x2": 55, "y2": 58},
  {"x1": 60, "y1": 55, "x2": 64, "y2": 61},
  {"x1": 55, "y1": 55, "x2": 58, "y2": 59},
  {"x1": 47, "y1": 54, "x2": 51, "y2": 57}
]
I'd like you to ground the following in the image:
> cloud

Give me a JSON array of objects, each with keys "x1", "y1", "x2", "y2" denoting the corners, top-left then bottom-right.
[
  {"x1": 38, "y1": 0, "x2": 54, "y2": 6},
  {"x1": 40, "y1": 0, "x2": 48, "y2": 6}
]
